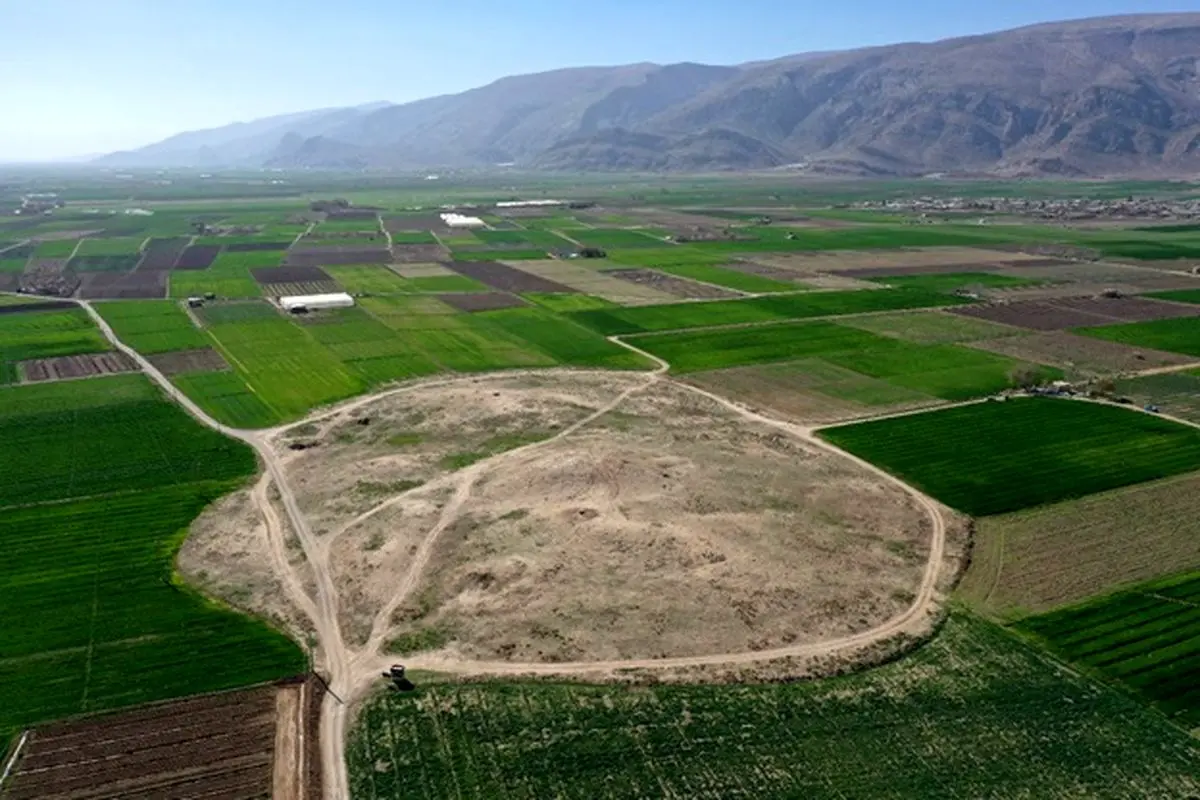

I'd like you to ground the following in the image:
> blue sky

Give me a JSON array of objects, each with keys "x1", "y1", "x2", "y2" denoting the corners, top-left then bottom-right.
[{"x1": 2, "y1": 0, "x2": 1198, "y2": 160}]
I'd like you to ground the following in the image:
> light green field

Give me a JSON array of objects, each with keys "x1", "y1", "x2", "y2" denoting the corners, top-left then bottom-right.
[
  {"x1": 202, "y1": 303, "x2": 364, "y2": 418},
  {"x1": 360, "y1": 296, "x2": 554, "y2": 372},
  {"x1": 326, "y1": 265, "x2": 412, "y2": 294},
  {"x1": 94, "y1": 300, "x2": 211, "y2": 354},
  {"x1": 170, "y1": 370, "x2": 281, "y2": 428},
  {"x1": 475, "y1": 307, "x2": 652, "y2": 370},
  {"x1": 0, "y1": 308, "x2": 111, "y2": 364}
]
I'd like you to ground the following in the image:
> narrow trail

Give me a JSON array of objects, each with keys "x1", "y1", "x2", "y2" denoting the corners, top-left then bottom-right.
[{"x1": 81, "y1": 301, "x2": 950, "y2": 799}]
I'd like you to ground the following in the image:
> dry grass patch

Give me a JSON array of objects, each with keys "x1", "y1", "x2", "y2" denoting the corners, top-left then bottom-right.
[{"x1": 957, "y1": 474, "x2": 1200, "y2": 619}]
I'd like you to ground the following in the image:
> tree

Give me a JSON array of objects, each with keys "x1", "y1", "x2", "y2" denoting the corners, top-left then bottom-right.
[{"x1": 1007, "y1": 366, "x2": 1043, "y2": 390}]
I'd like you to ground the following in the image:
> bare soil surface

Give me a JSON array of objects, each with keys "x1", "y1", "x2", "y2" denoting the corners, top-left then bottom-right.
[
  {"x1": 1, "y1": 682, "x2": 304, "y2": 800},
  {"x1": 179, "y1": 486, "x2": 316, "y2": 644},
  {"x1": 147, "y1": 347, "x2": 230, "y2": 376},
  {"x1": 19, "y1": 351, "x2": 138, "y2": 382},
  {"x1": 507, "y1": 259, "x2": 677, "y2": 304},
  {"x1": 606, "y1": 268, "x2": 740, "y2": 299},
  {"x1": 381, "y1": 382, "x2": 932, "y2": 663},
  {"x1": 749, "y1": 247, "x2": 1040, "y2": 276},
  {"x1": 953, "y1": 295, "x2": 1200, "y2": 330},
  {"x1": 968, "y1": 331, "x2": 1197, "y2": 377}
]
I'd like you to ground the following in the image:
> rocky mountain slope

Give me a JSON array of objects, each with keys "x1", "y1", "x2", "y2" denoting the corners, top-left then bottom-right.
[{"x1": 99, "y1": 14, "x2": 1200, "y2": 176}]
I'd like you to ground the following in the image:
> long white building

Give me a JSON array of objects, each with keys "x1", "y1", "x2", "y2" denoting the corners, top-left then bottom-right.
[{"x1": 280, "y1": 292, "x2": 355, "y2": 312}]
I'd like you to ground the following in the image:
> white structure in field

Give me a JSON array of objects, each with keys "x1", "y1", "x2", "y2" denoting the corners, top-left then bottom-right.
[
  {"x1": 440, "y1": 212, "x2": 486, "y2": 228},
  {"x1": 280, "y1": 292, "x2": 355, "y2": 312},
  {"x1": 494, "y1": 200, "x2": 565, "y2": 208}
]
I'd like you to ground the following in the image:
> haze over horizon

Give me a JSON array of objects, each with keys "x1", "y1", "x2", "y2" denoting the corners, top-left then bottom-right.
[{"x1": 3, "y1": 0, "x2": 1200, "y2": 162}]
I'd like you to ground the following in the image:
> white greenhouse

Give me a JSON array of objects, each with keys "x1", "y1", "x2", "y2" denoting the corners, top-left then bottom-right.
[{"x1": 280, "y1": 293, "x2": 355, "y2": 313}]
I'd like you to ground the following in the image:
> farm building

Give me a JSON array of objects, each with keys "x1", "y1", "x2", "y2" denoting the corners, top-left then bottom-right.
[
  {"x1": 280, "y1": 292, "x2": 355, "y2": 313},
  {"x1": 440, "y1": 212, "x2": 486, "y2": 228}
]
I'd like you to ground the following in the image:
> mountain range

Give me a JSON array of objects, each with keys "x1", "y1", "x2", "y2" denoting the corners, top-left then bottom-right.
[{"x1": 98, "y1": 14, "x2": 1200, "y2": 177}]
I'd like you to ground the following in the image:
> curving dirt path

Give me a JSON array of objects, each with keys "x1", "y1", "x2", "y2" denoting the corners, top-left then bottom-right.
[{"x1": 79, "y1": 301, "x2": 949, "y2": 799}]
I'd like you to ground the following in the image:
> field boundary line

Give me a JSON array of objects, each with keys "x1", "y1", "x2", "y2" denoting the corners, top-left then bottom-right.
[{"x1": 0, "y1": 731, "x2": 29, "y2": 789}]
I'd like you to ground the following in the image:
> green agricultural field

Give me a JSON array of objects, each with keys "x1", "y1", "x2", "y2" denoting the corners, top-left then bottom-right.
[
  {"x1": 75, "y1": 237, "x2": 146, "y2": 256},
  {"x1": 0, "y1": 373, "x2": 255, "y2": 507},
  {"x1": 572, "y1": 288, "x2": 972, "y2": 335},
  {"x1": 523, "y1": 293, "x2": 617, "y2": 313},
  {"x1": 203, "y1": 306, "x2": 364, "y2": 419},
  {"x1": 405, "y1": 275, "x2": 488, "y2": 293},
  {"x1": 299, "y1": 308, "x2": 441, "y2": 385},
  {"x1": 607, "y1": 247, "x2": 756, "y2": 268},
  {"x1": 326, "y1": 265, "x2": 412, "y2": 294},
  {"x1": 1148, "y1": 288, "x2": 1200, "y2": 305},
  {"x1": 0, "y1": 257, "x2": 28, "y2": 272},
  {"x1": 170, "y1": 370, "x2": 281, "y2": 428},
  {"x1": 869, "y1": 272, "x2": 1042, "y2": 293},
  {"x1": 95, "y1": 300, "x2": 211, "y2": 354},
  {"x1": 212, "y1": 251, "x2": 288, "y2": 270},
  {"x1": 821, "y1": 398, "x2": 1200, "y2": 516},
  {"x1": 839, "y1": 311, "x2": 1023, "y2": 344},
  {"x1": 655, "y1": 263, "x2": 801, "y2": 293},
  {"x1": 1077, "y1": 317, "x2": 1200, "y2": 357},
  {"x1": 361, "y1": 296, "x2": 553, "y2": 372},
  {"x1": 0, "y1": 307, "x2": 110, "y2": 364},
  {"x1": 634, "y1": 319, "x2": 1052, "y2": 397},
  {"x1": 1017, "y1": 571, "x2": 1200, "y2": 729},
  {"x1": 389, "y1": 231, "x2": 438, "y2": 244},
  {"x1": 475, "y1": 307, "x2": 652, "y2": 370},
  {"x1": 33, "y1": 239, "x2": 82, "y2": 258},
  {"x1": 348, "y1": 614, "x2": 1200, "y2": 799},
  {"x1": 170, "y1": 270, "x2": 262, "y2": 299},
  {"x1": 471, "y1": 229, "x2": 575, "y2": 249},
  {"x1": 0, "y1": 372, "x2": 302, "y2": 740},
  {"x1": 451, "y1": 248, "x2": 549, "y2": 261},
  {"x1": 570, "y1": 228, "x2": 668, "y2": 249}
]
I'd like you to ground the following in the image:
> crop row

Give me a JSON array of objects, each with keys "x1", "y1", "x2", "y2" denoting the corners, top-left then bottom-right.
[
  {"x1": 1016, "y1": 571, "x2": 1200, "y2": 728},
  {"x1": 820, "y1": 398, "x2": 1200, "y2": 516},
  {"x1": 0, "y1": 375, "x2": 256, "y2": 507},
  {"x1": 95, "y1": 300, "x2": 211, "y2": 354},
  {"x1": 348, "y1": 614, "x2": 1200, "y2": 799}
]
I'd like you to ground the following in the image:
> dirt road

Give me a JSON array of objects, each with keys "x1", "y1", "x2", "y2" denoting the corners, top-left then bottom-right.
[{"x1": 79, "y1": 300, "x2": 949, "y2": 799}]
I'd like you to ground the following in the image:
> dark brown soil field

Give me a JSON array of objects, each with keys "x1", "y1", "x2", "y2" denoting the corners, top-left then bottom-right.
[
  {"x1": 951, "y1": 300, "x2": 1119, "y2": 330},
  {"x1": 326, "y1": 209, "x2": 380, "y2": 221},
  {"x1": 227, "y1": 242, "x2": 293, "y2": 252},
  {"x1": 175, "y1": 245, "x2": 221, "y2": 270},
  {"x1": 286, "y1": 247, "x2": 390, "y2": 267},
  {"x1": 1053, "y1": 295, "x2": 1200, "y2": 322},
  {"x1": 1, "y1": 680, "x2": 308, "y2": 800},
  {"x1": 383, "y1": 215, "x2": 446, "y2": 232},
  {"x1": 138, "y1": 238, "x2": 191, "y2": 270},
  {"x1": 390, "y1": 244, "x2": 451, "y2": 263},
  {"x1": 437, "y1": 292, "x2": 528, "y2": 312},
  {"x1": 447, "y1": 260, "x2": 576, "y2": 293},
  {"x1": 606, "y1": 268, "x2": 741, "y2": 299},
  {"x1": 251, "y1": 266, "x2": 332, "y2": 285},
  {"x1": 955, "y1": 295, "x2": 1200, "y2": 331},
  {"x1": 78, "y1": 270, "x2": 168, "y2": 299},
  {"x1": 148, "y1": 347, "x2": 230, "y2": 375},
  {"x1": 0, "y1": 299, "x2": 73, "y2": 314},
  {"x1": 262, "y1": 281, "x2": 343, "y2": 298},
  {"x1": 20, "y1": 352, "x2": 138, "y2": 382},
  {"x1": 968, "y1": 332, "x2": 1196, "y2": 376}
]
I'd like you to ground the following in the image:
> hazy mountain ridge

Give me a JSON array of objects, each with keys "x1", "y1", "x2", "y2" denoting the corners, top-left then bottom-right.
[{"x1": 99, "y1": 14, "x2": 1200, "y2": 176}]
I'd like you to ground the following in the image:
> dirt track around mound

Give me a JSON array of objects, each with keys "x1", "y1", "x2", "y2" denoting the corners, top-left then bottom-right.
[{"x1": 76, "y1": 297, "x2": 952, "y2": 800}]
